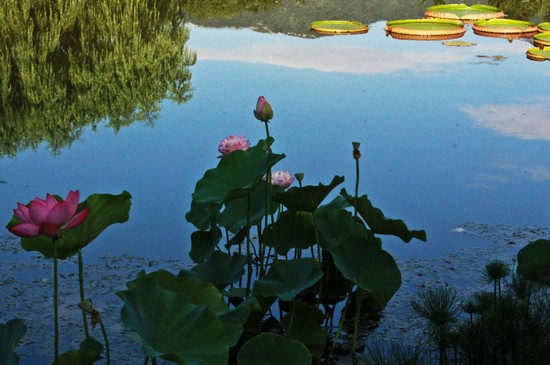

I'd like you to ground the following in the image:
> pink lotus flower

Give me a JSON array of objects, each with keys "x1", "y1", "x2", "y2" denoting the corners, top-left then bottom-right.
[
  {"x1": 265, "y1": 170, "x2": 295, "y2": 189},
  {"x1": 253, "y1": 96, "x2": 273, "y2": 122},
  {"x1": 9, "y1": 190, "x2": 90, "y2": 238},
  {"x1": 218, "y1": 135, "x2": 251, "y2": 157}
]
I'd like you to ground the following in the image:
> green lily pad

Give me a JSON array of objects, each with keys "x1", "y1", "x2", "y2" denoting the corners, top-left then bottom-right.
[
  {"x1": 263, "y1": 210, "x2": 316, "y2": 255},
  {"x1": 473, "y1": 19, "x2": 537, "y2": 34},
  {"x1": 527, "y1": 47, "x2": 550, "y2": 61},
  {"x1": 534, "y1": 33, "x2": 550, "y2": 47},
  {"x1": 179, "y1": 251, "x2": 248, "y2": 288},
  {"x1": 310, "y1": 20, "x2": 369, "y2": 35},
  {"x1": 237, "y1": 333, "x2": 312, "y2": 365},
  {"x1": 517, "y1": 239, "x2": 550, "y2": 283},
  {"x1": 341, "y1": 189, "x2": 427, "y2": 243},
  {"x1": 538, "y1": 22, "x2": 550, "y2": 32},
  {"x1": 271, "y1": 175, "x2": 345, "y2": 212},
  {"x1": 0, "y1": 319, "x2": 26, "y2": 365},
  {"x1": 191, "y1": 138, "x2": 285, "y2": 204},
  {"x1": 425, "y1": 4, "x2": 503, "y2": 21},
  {"x1": 385, "y1": 19, "x2": 466, "y2": 36},
  {"x1": 8, "y1": 191, "x2": 132, "y2": 259},
  {"x1": 118, "y1": 278, "x2": 229, "y2": 364},
  {"x1": 253, "y1": 258, "x2": 323, "y2": 301},
  {"x1": 52, "y1": 349, "x2": 102, "y2": 365},
  {"x1": 189, "y1": 226, "x2": 222, "y2": 263}
]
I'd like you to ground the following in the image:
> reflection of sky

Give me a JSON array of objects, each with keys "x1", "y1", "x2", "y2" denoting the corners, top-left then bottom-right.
[{"x1": 1, "y1": 22, "x2": 549, "y2": 261}]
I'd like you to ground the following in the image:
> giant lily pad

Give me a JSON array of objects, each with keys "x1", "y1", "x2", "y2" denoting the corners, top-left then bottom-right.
[
  {"x1": 341, "y1": 189, "x2": 427, "y2": 243},
  {"x1": 538, "y1": 22, "x2": 550, "y2": 32},
  {"x1": 237, "y1": 333, "x2": 312, "y2": 365},
  {"x1": 0, "y1": 319, "x2": 26, "y2": 365},
  {"x1": 253, "y1": 258, "x2": 323, "y2": 301},
  {"x1": 118, "y1": 278, "x2": 229, "y2": 364},
  {"x1": 191, "y1": 138, "x2": 285, "y2": 204},
  {"x1": 473, "y1": 19, "x2": 538, "y2": 34},
  {"x1": 527, "y1": 47, "x2": 550, "y2": 61},
  {"x1": 425, "y1": 4, "x2": 503, "y2": 22},
  {"x1": 517, "y1": 239, "x2": 550, "y2": 283},
  {"x1": 534, "y1": 33, "x2": 550, "y2": 48},
  {"x1": 310, "y1": 20, "x2": 369, "y2": 35},
  {"x1": 271, "y1": 175, "x2": 345, "y2": 212},
  {"x1": 385, "y1": 19, "x2": 466, "y2": 39},
  {"x1": 7, "y1": 191, "x2": 132, "y2": 259}
]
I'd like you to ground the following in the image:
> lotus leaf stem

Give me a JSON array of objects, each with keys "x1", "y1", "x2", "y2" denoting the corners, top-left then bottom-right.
[
  {"x1": 98, "y1": 315, "x2": 111, "y2": 365},
  {"x1": 52, "y1": 237, "x2": 59, "y2": 362},
  {"x1": 78, "y1": 249, "x2": 90, "y2": 339}
]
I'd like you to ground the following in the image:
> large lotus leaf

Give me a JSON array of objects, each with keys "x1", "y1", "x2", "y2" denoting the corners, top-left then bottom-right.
[
  {"x1": 314, "y1": 204, "x2": 377, "y2": 250},
  {"x1": 517, "y1": 239, "x2": 550, "y2": 284},
  {"x1": 329, "y1": 235, "x2": 401, "y2": 307},
  {"x1": 51, "y1": 349, "x2": 102, "y2": 365},
  {"x1": 237, "y1": 333, "x2": 312, "y2": 365},
  {"x1": 185, "y1": 200, "x2": 222, "y2": 230},
  {"x1": 0, "y1": 319, "x2": 26, "y2": 365},
  {"x1": 191, "y1": 138, "x2": 285, "y2": 204},
  {"x1": 253, "y1": 258, "x2": 323, "y2": 301},
  {"x1": 7, "y1": 191, "x2": 132, "y2": 259},
  {"x1": 341, "y1": 189, "x2": 426, "y2": 243},
  {"x1": 179, "y1": 251, "x2": 247, "y2": 288},
  {"x1": 281, "y1": 304, "x2": 327, "y2": 360},
  {"x1": 128, "y1": 269, "x2": 228, "y2": 314},
  {"x1": 189, "y1": 226, "x2": 222, "y2": 263},
  {"x1": 118, "y1": 278, "x2": 229, "y2": 364},
  {"x1": 218, "y1": 297, "x2": 258, "y2": 347},
  {"x1": 271, "y1": 176, "x2": 345, "y2": 212},
  {"x1": 79, "y1": 337, "x2": 104, "y2": 355},
  {"x1": 263, "y1": 210, "x2": 316, "y2": 255},
  {"x1": 218, "y1": 181, "x2": 282, "y2": 234}
]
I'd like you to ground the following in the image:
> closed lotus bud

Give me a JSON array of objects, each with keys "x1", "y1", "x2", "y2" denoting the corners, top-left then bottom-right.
[
  {"x1": 294, "y1": 172, "x2": 304, "y2": 182},
  {"x1": 254, "y1": 96, "x2": 273, "y2": 122},
  {"x1": 352, "y1": 142, "x2": 361, "y2": 160}
]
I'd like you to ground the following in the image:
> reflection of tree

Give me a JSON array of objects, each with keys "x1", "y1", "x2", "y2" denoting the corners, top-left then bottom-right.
[
  {"x1": 489, "y1": 0, "x2": 550, "y2": 21},
  {"x1": 183, "y1": 0, "x2": 280, "y2": 20},
  {"x1": 0, "y1": 0, "x2": 196, "y2": 157}
]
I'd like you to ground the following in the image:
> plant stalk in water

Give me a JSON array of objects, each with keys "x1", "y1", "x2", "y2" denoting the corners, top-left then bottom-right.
[
  {"x1": 78, "y1": 249, "x2": 90, "y2": 339},
  {"x1": 52, "y1": 237, "x2": 59, "y2": 362}
]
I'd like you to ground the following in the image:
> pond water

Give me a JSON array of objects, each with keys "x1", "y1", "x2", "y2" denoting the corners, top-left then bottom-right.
[{"x1": 0, "y1": 0, "x2": 549, "y2": 362}]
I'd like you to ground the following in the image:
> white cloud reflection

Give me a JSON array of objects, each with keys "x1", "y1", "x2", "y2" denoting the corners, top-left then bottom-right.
[{"x1": 461, "y1": 97, "x2": 550, "y2": 141}]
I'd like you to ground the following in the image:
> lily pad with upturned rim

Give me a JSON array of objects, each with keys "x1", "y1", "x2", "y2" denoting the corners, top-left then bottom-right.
[
  {"x1": 310, "y1": 20, "x2": 369, "y2": 35},
  {"x1": 472, "y1": 19, "x2": 538, "y2": 34},
  {"x1": 385, "y1": 19, "x2": 466, "y2": 38},
  {"x1": 538, "y1": 22, "x2": 550, "y2": 32},
  {"x1": 527, "y1": 47, "x2": 550, "y2": 61},
  {"x1": 534, "y1": 33, "x2": 550, "y2": 47},
  {"x1": 425, "y1": 4, "x2": 504, "y2": 22}
]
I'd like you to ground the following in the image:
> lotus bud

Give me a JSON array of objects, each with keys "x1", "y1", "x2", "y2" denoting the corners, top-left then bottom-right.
[
  {"x1": 352, "y1": 142, "x2": 361, "y2": 160},
  {"x1": 254, "y1": 96, "x2": 273, "y2": 122}
]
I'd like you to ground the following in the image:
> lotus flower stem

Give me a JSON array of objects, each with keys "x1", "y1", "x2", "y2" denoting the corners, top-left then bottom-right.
[
  {"x1": 330, "y1": 294, "x2": 351, "y2": 359},
  {"x1": 287, "y1": 300, "x2": 296, "y2": 337},
  {"x1": 77, "y1": 249, "x2": 90, "y2": 339},
  {"x1": 224, "y1": 228, "x2": 230, "y2": 254},
  {"x1": 351, "y1": 288, "x2": 363, "y2": 361},
  {"x1": 144, "y1": 357, "x2": 149, "y2": 365},
  {"x1": 98, "y1": 315, "x2": 111, "y2": 365},
  {"x1": 246, "y1": 193, "x2": 253, "y2": 296},
  {"x1": 52, "y1": 237, "x2": 59, "y2": 362}
]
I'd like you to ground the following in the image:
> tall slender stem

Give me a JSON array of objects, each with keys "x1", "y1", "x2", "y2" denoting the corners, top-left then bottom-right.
[
  {"x1": 77, "y1": 249, "x2": 90, "y2": 339},
  {"x1": 330, "y1": 294, "x2": 351, "y2": 359},
  {"x1": 52, "y1": 237, "x2": 59, "y2": 363},
  {"x1": 352, "y1": 288, "x2": 363, "y2": 362},
  {"x1": 246, "y1": 193, "x2": 253, "y2": 296},
  {"x1": 354, "y1": 156, "x2": 360, "y2": 220},
  {"x1": 287, "y1": 300, "x2": 296, "y2": 337},
  {"x1": 98, "y1": 316, "x2": 111, "y2": 365}
]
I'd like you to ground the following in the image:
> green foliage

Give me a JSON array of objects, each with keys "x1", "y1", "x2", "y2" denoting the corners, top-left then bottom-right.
[
  {"x1": 179, "y1": 251, "x2": 248, "y2": 288},
  {"x1": 517, "y1": 239, "x2": 550, "y2": 283},
  {"x1": 7, "y1": 191, "x2": 132, "y2": 259},
  {"x1": 263, "y1": 210, "x2": 316, "y2": 255},
  {"x1": 0, "y1": 319, "x2": 26, "y2": 365},
  {"x1": 237, "y1": 333, "x2": 312, "y2": 365},
  {"x1": 271, "y1": 175, "x2": 345, "y2": 212},
  {"x1": 51, "y1": 349, "x2": 102, "y2": 365}
]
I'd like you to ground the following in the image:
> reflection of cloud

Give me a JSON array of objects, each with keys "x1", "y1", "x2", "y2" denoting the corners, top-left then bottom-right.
[
  {"x1": 194, "y1": 44, "x2": 471, "y2": 74},
  {"x1": 461, "y1": 98, "x2": 550, "y2": 141},
  {"x1": 496, "y1": 163, "x2": 550, "y2": 182}
]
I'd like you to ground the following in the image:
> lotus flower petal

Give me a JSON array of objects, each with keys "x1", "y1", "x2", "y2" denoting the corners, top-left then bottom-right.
[
  {"x1": 9, "y1": 223, "x2": 40, "y2": 237},
  {"x1": 218, "y1": 135, "x2": 251, "y2": 157},
  {"x1": 46, "y1": 201, "x2": 72, "y2": 227},
  {"x1": 65, "y1": 190, "x2": 80, "y2": 217},
  {"x1": 28, "y1": 201, "x2": 50, "y2": 226},
  {"x1": 45, "y1": 194, "x2": 58, "y2": 210},
  {"x1": 65, "y1": 208, "x2": 90, "y2": 229},
  {"x1": 39, "y1": 222, "x2": 61, "y2": 237},
  {"x1": 14, "y1": 203, "x2": 31, "y2": 223}
]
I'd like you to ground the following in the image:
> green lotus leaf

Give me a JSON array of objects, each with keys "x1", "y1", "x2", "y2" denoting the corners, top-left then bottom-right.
[
  {"x1": 517, "y1": 239, "x2": 550, "y2": 284},
  {"x1": 218, "y1": 297, "x2": 259, "y2": 347},
  {"x1": 79, "y1": 337, "x2": 104, "y2": 355},
  {"x1": 189, "y1": 225, "x2": 222, "y2": 263},
  {"x1": 7, "y1": 191, "x2": 132, "y2": 259},
  {"x1": 218, "y1": 181, "x2": 282, "y2": 234},
  {"x1": 128, "y1": 269, "x2": 228, "y2": 314},
  {"x1": 185, "y1": 200, "x2": 222, "y2": 230},
  {"x1": 271, "y1": 175, "x2": 345, "y2": 212},
  {"x1": 179, "y1": 251, "x2": 247, "y2": 288},
  {"x1": 253, "y1": 258, "x2": 323, "y2": 301},
  {"x1": 237, "y1": 333, "x2": 312, "y2": 365},
  {"x1": 117, "y1": 278, "x2": 229, "y2": 364},
  {"x1": 341, "y1": 189, "x2": 426, "y2": 243},
  {"x1": 51, "y1": 349, "x2": 102, "y2": 365},
  {"x1": 328, "y1": 235, "x2": 401, "y2": 307},
  {"x1": 0, "y1": 319, "x2": 26, "y2": 365},
  {"x1": 281, "y1": 302, "x2": 327, "y2": 359},
  {"x1": 263, "y1": 210, "x2": 316, "y2": 255},
  {"x1": 191, "y1": 138, "x2": 285, "y2": 204}
]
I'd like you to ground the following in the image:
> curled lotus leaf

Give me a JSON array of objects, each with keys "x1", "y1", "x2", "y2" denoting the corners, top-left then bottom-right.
[
  {"x1": 271, "y1": 175, "x2": 345, "y2": 212},
  {"x1": 237, "y1": 333, "x2": 312, "y2": 365},
  {"x1": 0, "y1": 319, "x2": 27, "y2": 365}
]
